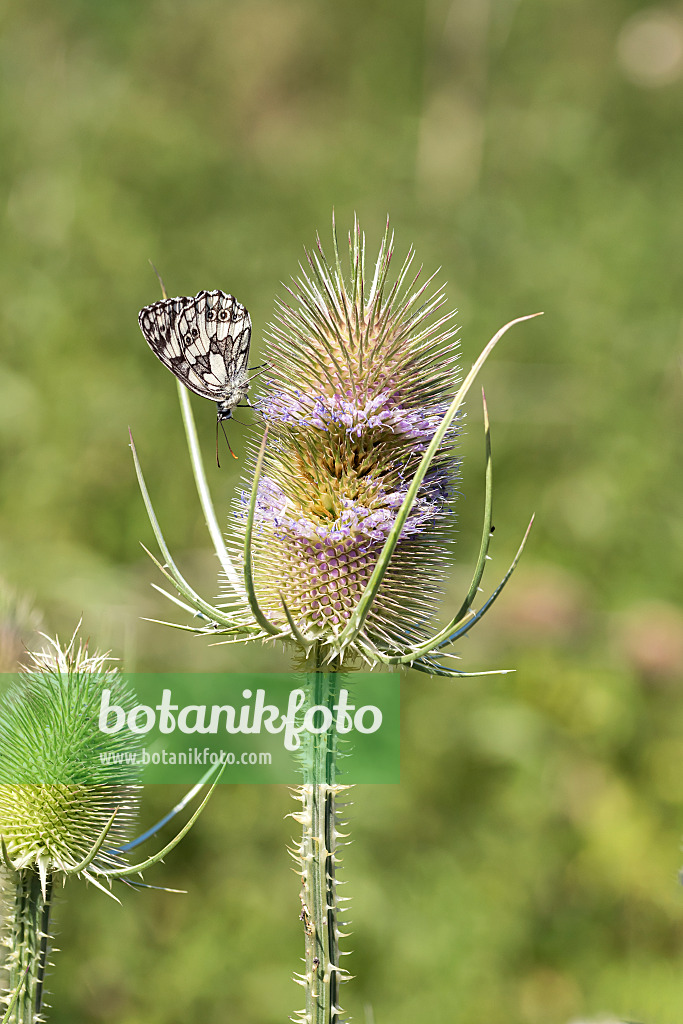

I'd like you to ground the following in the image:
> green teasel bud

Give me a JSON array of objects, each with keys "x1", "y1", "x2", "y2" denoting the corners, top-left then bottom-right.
[
  {"x1": 0, "y1": 629, "x2": 141, "y2": 1023},
  {"x1": 0, "y1": 629, "x2": 141, "y2": 880},
  {"x1": 0, "y1": 628, "x2": 219, "y2": 1022}
]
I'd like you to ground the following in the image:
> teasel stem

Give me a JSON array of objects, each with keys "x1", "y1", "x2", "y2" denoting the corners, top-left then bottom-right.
[
  {"x1": 4, "y1": 869, "x2": 52, "y2": 1024},
  {"x1": 292, "y1": 652, "x2": 351, "y2": 1024}
]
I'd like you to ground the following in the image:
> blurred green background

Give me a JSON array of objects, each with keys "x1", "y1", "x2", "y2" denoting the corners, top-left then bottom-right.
[{"x1": 1, "y1": 0, "x2": 683, "y2": 1021}]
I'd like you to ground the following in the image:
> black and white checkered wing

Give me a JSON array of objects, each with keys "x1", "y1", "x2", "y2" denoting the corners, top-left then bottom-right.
[{"x1": 138, "y1": 290, "x2": 252, "y2": 411}]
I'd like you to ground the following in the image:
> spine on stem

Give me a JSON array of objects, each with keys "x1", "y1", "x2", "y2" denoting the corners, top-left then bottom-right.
[
  {"x1": 290, "y1": 670, "x2": 352, "y2": 1024},
  {"x1": 2, "y1": 870, "x2": 53, "y2": 1024}
]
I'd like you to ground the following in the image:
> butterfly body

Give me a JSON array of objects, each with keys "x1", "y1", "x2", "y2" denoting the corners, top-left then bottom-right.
[{"x1": 138, "y1": 289, "x2": 252, "y2": 422}]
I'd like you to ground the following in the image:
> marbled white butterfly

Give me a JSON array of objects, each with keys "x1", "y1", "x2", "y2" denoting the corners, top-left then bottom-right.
[{"x1": 138, "y1": 289, "x2": 252, "y2": 460}]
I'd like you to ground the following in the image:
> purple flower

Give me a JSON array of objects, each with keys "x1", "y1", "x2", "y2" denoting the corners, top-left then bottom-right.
[{"x1": 228, "y1": 220, "x2": 462, "y2": 657}]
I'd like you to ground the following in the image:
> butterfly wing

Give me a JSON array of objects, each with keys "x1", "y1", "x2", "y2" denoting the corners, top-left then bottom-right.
[{"x1": 138, "y1": 290, "x2": 252, "y2": 403}]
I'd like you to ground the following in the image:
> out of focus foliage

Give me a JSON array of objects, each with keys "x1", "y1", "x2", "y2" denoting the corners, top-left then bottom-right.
[{"x1": 1, "y1": 1, "x2": 682, "y2": 1022}]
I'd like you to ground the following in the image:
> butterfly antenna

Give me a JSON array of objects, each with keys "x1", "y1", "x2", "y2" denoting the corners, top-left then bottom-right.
[
  {"x1": 223, "y1": 421, "x2": 238, "y2": 460},
  {"x1": 215, "y1": 420, "x2": 221, "y2": 469},
  {"x1": 216, "y1": 420, "x2": 238, "y2": 467},
  {"x1": 149, "y1": 260, "x2": 169, "y2": 300}
]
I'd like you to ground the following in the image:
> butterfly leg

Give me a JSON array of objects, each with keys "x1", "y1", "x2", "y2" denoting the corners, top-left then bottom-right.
[{"x1": 246, "y1": 362, "x2": 270, "y2": 383}]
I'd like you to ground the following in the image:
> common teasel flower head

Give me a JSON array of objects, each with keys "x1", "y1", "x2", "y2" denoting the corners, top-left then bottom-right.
[
  {"x1": 0, "y1": 627, "x2": 141, "y2": 885},
  {"x1": 236, "y1": 220, "x2": 461, "y2": 662},
  {"x1": 132, "y1": 218, "x2": 536, "y2": 674}
]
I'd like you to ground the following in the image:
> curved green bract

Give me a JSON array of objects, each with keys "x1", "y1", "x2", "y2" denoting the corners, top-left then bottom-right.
[
  {"x1": 336, "y1": 313, "x2": 542, "y2": 653},
  {"x1": 130, "y1": 431, "x2": 256, "y2": 633},
  {"x1": 176, "y1": 381, "x2": 243, "y2": 596},
  {"x1": 243, "y1": 427, "x2": 282, "y2": 637}
]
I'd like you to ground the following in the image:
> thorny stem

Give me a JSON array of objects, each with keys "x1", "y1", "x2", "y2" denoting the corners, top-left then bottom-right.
[
  {"x1": 4, "y1": 871, "x2": 53, "y2": 1024},
  {"x1": 293, "y1": 653, "x2": 350, "y2": 1024}
]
